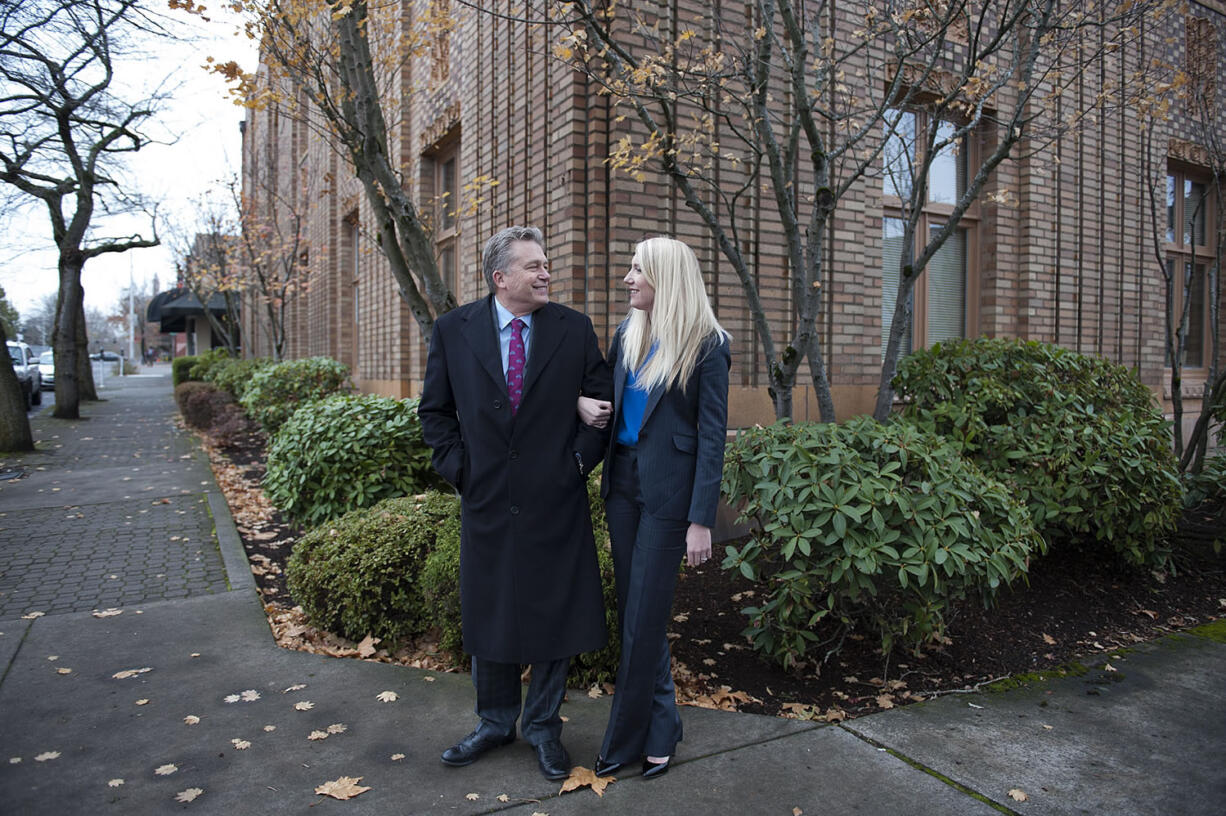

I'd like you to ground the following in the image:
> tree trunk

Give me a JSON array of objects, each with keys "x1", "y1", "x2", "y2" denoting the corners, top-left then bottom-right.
[
  {"x1": 52, "y1": 267, "x2": 82, "y2": 419},
  {"x1": 75, "y1": 297, "x2": 98, "y2": 401},
  {"x1": 0, "y1": 320, "x2": 34, "y2": 452}
]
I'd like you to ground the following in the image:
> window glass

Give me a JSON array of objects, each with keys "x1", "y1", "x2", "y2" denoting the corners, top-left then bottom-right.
[
  {"x1": 881, "y1": 217, "x2": 912, "y2": 359},
  {"x1": 1184, "y1": 180, "x2": 1206, "y2": 246},
  {"x1": 1184, "y1": 262, "x2": 1205, "y2": 367},
  {"x1": 928, "y1": 120, "x2": 965, "y2": 205},
  {"x1": 1166, "y1": 174, "x2": 1176, "y2": 244},
  {"x1": 441, "y1": 157, "x2": 456, "y2": 231},
  {"x1": 882, "y1": 110, "x2": 916, "y2": 200},
  {"x1": 926, "y1": 225, "x2": 965, "y2": 345}
]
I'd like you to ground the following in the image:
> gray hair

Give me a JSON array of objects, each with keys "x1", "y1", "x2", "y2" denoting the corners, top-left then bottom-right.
[{"x1": 482, "y1": 226, "x2": 545, "y2": 292}]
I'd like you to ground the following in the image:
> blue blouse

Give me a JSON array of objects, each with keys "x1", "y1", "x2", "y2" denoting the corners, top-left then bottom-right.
[{"x1": 616, "y1": 343, "x2": 656, "y2": 446}]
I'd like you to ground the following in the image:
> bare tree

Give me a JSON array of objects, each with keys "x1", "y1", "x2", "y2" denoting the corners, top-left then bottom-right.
[
  {"x1": 559, "y1": 0, "x2": 1174, "y2": 421},
  {"x1": 204, "y1": 0, "x2": 457, "y2": 337},
  {"x1": 1139, "y1": 12, "x2": 1225, "y2": 473},
  {"x1": 0, "y1": 316, "x2": 34, "y2": 451},
  {"x1": 0, "y1": 0, "x2": 164, "y2": 418}
]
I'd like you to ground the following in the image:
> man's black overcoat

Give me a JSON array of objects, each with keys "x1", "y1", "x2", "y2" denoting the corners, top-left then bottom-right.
[{"x1": 418, "y1": 296, "x2": 613, "y2": 664}]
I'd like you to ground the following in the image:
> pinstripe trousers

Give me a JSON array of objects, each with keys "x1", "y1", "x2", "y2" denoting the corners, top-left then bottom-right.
[{"x1": 472, "y1": 656, "x2": 569, "y2": 746}]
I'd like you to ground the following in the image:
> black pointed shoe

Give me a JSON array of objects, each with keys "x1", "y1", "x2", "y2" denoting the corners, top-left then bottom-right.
[
  {"x1": 594, "y1": 756, "x2": 624, "y2": 776},
  {"x1": 535, "y1": 739, "x2": 572, "y2": 781},
  {"x1": 641, "y1": 757, "x2": 670, "y2": 779},
  {"x1": 440, "y1": 729, "x2": 515, "y2": 767}
]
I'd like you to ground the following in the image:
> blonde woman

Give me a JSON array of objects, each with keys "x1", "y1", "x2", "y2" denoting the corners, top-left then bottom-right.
[{"x1": 578, "y1": 237, "x2": 730, "y2": 779}]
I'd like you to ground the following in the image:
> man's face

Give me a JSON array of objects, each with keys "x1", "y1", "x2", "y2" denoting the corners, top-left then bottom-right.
[{"x1": 494, "y1": 240, "x2": 550, "y2": 316}]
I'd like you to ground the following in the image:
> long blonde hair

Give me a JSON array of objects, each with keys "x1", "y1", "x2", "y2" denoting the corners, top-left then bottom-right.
[{"x1": 621, "y1": 237, "x2": 728, "y2": 392}]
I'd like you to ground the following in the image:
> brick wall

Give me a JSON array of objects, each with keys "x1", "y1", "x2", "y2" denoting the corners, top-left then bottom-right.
[{"x1": 241, "y1": 0, "x2": 1226, "y2": 427}]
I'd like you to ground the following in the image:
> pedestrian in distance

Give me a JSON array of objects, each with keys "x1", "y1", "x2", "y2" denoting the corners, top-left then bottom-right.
[
  {"x1": 577, "y1": 236, "x2": 731, "y2": 779},
  {"x1": 418, "y1": 225, "x2": 613, "y2": 781}
]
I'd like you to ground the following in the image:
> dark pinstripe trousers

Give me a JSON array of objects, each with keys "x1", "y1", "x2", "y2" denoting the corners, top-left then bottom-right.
[
  {"x1": 599, "y1": 446, "x2": 687, "y2": 764},
  {"x1": 472, "y1": 656, "x2": 569, "y2": 746}
]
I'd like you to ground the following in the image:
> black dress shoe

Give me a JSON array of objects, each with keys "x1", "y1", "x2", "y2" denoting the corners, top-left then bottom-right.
[
  {"x1": 594, "y1": 756, "x2": 624, "y2": 776},
  {"x1": 641, "y1": 757, "x2": 670, "y2": 779},
  {"x1": 440, "y1": 729, "x2": 515, "y2": 766},
  {"x1": 534, "y1": 739, "x2": 572, "y2": 781}
]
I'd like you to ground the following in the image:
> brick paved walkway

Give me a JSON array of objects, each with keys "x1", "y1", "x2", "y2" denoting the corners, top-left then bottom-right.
[{"x1": 0, "y1": 368, "x2": 229, "y2": 618}]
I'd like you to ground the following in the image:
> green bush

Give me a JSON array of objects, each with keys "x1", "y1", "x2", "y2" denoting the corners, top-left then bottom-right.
[
  {"x1": 289, "y1": 474, "x2": 622, "y2": 689},
  {"x1": 171, "y1": 355, "x2": 198, "y2": 387},
  {"x1": 187, "y1": 348, "x2": 233, "y2": 383},
  {"x1": 264, "y1": 394, "x2": 444, "y2": 527},
  {"x1": 205, "y1": 356, "x2": 274, "y2": 400},
  {"x1": 722, "y1": 417, "x2": 1042, "y2": 669},
  {"x1": 287, "y1": 493, "x2": 460, "y2": 647},
  {"x1": 894, "y1": 338, "x2": 1182, "y2": 567},
  {"x1": 1184, "y1": 454, "x2": 1226, "y2": 509},
  {"x1": 174, "y1": 381, "x2": 235, "y2": 431},
  {"x1": 239, "y1": 356, "x2": 352, "y2": 433}
]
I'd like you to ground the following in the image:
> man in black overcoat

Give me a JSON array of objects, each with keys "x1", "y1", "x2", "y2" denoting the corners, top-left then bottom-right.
[{"x1": 418, "y1": 225, "x2": 612, "y2": 781}]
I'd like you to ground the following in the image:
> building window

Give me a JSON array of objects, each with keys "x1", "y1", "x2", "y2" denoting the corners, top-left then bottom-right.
[
  {"x1": 1166, "y1": 165, "x2": 1215, "y2": 369},
  {"x1": 433, "y1": 140, "x2": 459, "y2": 298},
  {"x1": 881, "y1": 109, "x2": 976, "y2": 359}
]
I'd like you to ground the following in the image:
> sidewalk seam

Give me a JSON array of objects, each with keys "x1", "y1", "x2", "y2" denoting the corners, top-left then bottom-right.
[
  {"x1": 0, "y1": 619, "x2": 34, "y2": 688},
  {"x1": 838, "y1": 722, "x2": 1021, "y2": 815}
]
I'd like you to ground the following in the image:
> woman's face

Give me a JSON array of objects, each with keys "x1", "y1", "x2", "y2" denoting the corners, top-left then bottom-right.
[{"x1": 625, "y1": 256, "x2": 656, "y2": 313}]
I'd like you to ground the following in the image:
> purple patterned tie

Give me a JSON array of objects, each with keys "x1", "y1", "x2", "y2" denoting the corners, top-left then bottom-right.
[{"x1": 507, "y1": 318, "x2": 526, "y2": 415}]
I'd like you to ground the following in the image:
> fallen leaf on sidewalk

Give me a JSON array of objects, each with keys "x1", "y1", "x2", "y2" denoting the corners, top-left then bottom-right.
[
  {"x1": 793, "y1": 808, "x2": 804, "y2": 816},
  {"x1": 294, "y1": 701, "x2": 314, "y2": 711},
  {"x1": 465, "y1": 793, "x2": 480, "y2": 801},
  {"x1": 358, "y1": 635, "x2": 381, "y2": 657},
  {"x1": 112, "y1": 668, "x2": 152, "y2": 679},
  {"x1": 155, "y1": 764, "x2": 177, "y2": 776},
  {"x1": 21, "y1": 612, "x2": 45, "y2": 620},
  {"x1": 1008, "y1": 788, "x2": 1029, "y2": 802},
  {"x1": 231, "y1": 739, "x2": 251, "y2": 750},
  {"x1": 175, "y1": 787, "x2": 203, "y2": 803},
  {"x1": 107, "y1": 779, "x2": 124, "y2": 788},
  {"x1": 586, "y1": 685, "x2": 603, "y2": 699},
  {"x1": 391, "y1": 753, "x2": 405, "y2": 761},
  {"x1": 135, "y1": 699, "x2": 149, "y2": 706},
  {"x1": 327, "y1": 723, "x2": 347, "y2": 734},
  {"x1": 92, "y1": 609, "x2": 123, "y2": 618},
  {"x1": 559, "y1": 766, "x2": 616, "y2": 797},
  {"x1": 183, "y1": 715, "x2": 201, "y2": 725},
  {"x1": 1042, "y1": 633, "x2": 1056, "y2": 645},
  {"x1": 376, "y1": 691, "x2": 397, "y2": 703},
  {"x1": 497, "y1": 794, "x2": 509, "y2": 802},
  {"x1": 315, "y1": 776, "x2": 370, "y2": 800},
  {"x1": 56, "y1": 668, "x2": 72, "y2": 675},
  {"x1": 308, "y1": 731, "x2": 329, "y2": 741},
  {"x1": 283, "y1": 683, "x2": 306, "y2": 693},
  {"x1": 34, "y1": 752, "x2": 60, "y2": 762}
]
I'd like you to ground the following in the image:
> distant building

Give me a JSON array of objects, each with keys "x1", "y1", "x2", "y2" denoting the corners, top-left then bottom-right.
[{"x1": 240, "y1": 2, "x2": 1226, "y2": 427}]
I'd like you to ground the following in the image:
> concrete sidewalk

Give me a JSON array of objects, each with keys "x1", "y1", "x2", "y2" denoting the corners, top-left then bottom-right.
[{"x1": 1, "y1": 369, "x2": 1223, "y2": 815}]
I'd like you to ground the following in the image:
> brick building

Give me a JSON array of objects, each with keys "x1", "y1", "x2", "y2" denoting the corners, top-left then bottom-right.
[{"x1": 239, "y1": 1, "x2": 1226, "y2": 428}]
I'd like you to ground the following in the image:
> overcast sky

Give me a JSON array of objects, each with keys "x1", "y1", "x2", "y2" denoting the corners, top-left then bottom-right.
[{"x1": 0, "y1": 6, "x2": 258, "y2": 322}]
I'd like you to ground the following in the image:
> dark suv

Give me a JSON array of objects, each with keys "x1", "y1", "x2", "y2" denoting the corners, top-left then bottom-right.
[{"x1": 6, "y1": 340, "x2": 42, "y2": 409}]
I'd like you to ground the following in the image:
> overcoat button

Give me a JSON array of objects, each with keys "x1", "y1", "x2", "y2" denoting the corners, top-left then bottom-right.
[
  {"x1": 493, "y1": 399, "x2": 502, "y2": 409},
  {"x1": 510, "y1": 505, "x2": 520, "y2": 515},
  {"x1": 509, "y1": 450, "x2": 518, "y2": 459}
]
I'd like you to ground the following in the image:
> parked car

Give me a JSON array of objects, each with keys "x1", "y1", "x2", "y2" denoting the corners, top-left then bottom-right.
[
  {"x1": 89, "y1": 350, "x2": 122, "y2": 362},
  {"x1": 38, "y1": 350, "x2": 54, "y2": 389},
  {"x1": 6, "y1": 340, "x2": 42, "y2": 408}
]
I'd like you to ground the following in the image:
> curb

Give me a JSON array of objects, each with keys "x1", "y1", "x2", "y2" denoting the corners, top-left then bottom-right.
[{"x1": 206, "y1": 490, "x2": 256, "y2": 593}]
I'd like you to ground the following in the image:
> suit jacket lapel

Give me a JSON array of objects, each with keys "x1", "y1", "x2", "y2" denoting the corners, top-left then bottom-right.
[
  {"x1": 521, "y1": 303, "x2": 563, "y2": 400},
  {"x1": 460, "y1": 295, "x2": 508, "y2": 397}
]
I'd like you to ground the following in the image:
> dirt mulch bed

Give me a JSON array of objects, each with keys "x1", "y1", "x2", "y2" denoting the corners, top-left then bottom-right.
[{"x1": 200, "y1": 421, "x2": 1226, "y2": 720}]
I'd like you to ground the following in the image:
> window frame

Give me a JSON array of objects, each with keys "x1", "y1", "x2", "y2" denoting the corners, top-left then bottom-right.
[
  {"x1": 880, "y1": 107, "x2": 981, "y2": 358},
  {"x1": 1164, "y1": 162, "x2": 1217, "y2": 372}
]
